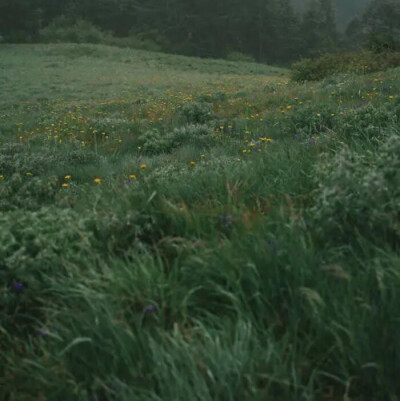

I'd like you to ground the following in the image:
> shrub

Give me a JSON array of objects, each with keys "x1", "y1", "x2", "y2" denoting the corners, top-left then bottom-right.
[
  {"x1": 0, "y1": 207, "x2": 94, "y2": 334},
  {"x1": 39, "y1": 16, "x2": 168, "y2": 53},
  {"x1": 140, "y1": 124, "x2": 214, "y2": 154},
  {"x1": 312, "y1": 132, "x2": 400, "y2": 246},
  {"x1": 291, "y1": 51, "x2": 400, "y2": 82},
  {"x1": 337, "y1": 103, "x2": 398, "y2": 141},
  {"x1": 0, "y1": 173, "x2": 59, "y2": 211},
  {"x1": 39, "y1": 17, "x2": 110, "y2": 44},
  {"x1": 178, "y1": 101, "x2": 214, "y2": 124},
  {"x1": 140, "y1": 128, "x2": 174, "y2": 154},
  {"x1": 0, "y1": 142, "x2": 101, "y2": 176}
]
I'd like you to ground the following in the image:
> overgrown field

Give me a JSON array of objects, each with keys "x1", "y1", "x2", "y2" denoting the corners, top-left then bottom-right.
[{"x1": 1, "y1": 44, "x2": 399, "y2": 401}]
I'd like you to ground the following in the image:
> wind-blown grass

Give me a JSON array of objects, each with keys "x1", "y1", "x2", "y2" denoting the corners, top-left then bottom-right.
[{"x1": 0, "y1": 44, "x2": 399, "y2": 401}]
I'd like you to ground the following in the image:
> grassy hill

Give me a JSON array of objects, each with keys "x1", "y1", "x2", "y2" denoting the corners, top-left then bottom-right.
[{"x1": 1, "y1": 44, "x2": 399, "y2": 401}]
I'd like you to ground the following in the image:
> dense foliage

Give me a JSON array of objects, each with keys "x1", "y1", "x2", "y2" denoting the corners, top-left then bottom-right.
[
  {"x1": 2, "y1": 0, "x2": 397, "y2": 64},
  {"x1": 1, "y1": 43, "x2": 400, "y2": 400},
  {"x1": 291, "y1": 50, "x2": 400, "y2": 82}
]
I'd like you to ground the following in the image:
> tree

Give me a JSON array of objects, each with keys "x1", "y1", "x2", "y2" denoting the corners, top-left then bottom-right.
[{"x1": 362, "y1": 0, "x2": 400, "y2": 52}]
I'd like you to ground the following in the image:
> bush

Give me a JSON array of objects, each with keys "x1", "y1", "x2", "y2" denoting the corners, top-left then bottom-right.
[
  {"x1": 312, "y1": 132, "x2": 400, "y2": 246},
  {"x1": 0, "y1": 207, "x2": 94, "y2": 334},
  {"x1": 39, "y1": 17, "x2": 110, "y2": 44},
  {"x1": 39, "y1": 16, "x2": 167, "y2": 52},
  {"x1": 178, "y1": 101, "x2": 214, "y2": 124},
  {"x1": 291, "y1": 51, "x2": 400, "y2": 82},
  {"x1": 140, "y1": 124, "x2": 214, "y2": 154},
  {"x1": 0, "y1": 173, "x2": 59, "y2": 211},
  {"x1": 337, "y1": 103, "x2": 398, "y2": 141}
]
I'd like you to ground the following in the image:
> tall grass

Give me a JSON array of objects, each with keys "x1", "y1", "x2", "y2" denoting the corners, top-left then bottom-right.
[{"x1": 0, "y1": 44, "x2": 399, "y2": 400}]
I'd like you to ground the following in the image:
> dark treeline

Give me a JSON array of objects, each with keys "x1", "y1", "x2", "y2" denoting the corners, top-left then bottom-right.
[{"x1": 0, "y1": 0, "x2": 399, "y2": 64}]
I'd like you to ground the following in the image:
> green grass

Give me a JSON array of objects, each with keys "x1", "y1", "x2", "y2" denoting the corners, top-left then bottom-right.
[{"x1": 0, "y1": 44, "x2": 400, "y2": 401}]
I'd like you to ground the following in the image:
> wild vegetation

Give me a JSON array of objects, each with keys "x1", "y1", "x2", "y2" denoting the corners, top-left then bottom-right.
[
  {"x1": 1, "y1": 0, "x2": 399, "y2": 64},
  {"x1": 0, "y1": 43, "x2": 400, "y2": 400}
]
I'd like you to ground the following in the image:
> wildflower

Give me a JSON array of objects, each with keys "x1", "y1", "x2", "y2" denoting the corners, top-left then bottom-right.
[
  {"x1": 62, "y1": 183, "x2": 69, "y2": 188},
  {"x1": 129, "y1": 174, "x2": 136, "y2": 179},
  {"x1": 142, "y1": 305, "x2": 158, "y2": 314},
  {"x1": 94, "y1": 178, "x2": 102, "y2": 184},
  {"x1": 242, "y1": 149, "x2": 247, "y2": 153},
  {"x1": 316, "y1": 113, "x2": 321, "y2": 117},
  {"x1": 190, "y1": 161, "x2": 196, "y2": 166},
  {"x1": 0, "y1": 174, "x2": 4, "y2": 180},
  {"x1": 140, "y1": 164, "x2": 147, "y2": 169},
  {"x1": 65, "y1": 175, "x2": 71, "y2": 180},
  {"x1": 201, "y1": 154, "x2": 206, "y2": 159},
  {"x1": 286, "y1": 105, "x2": 292, "y2": 110},
  {"x1": 249, "y1": 143, "x2": 255, "y2": 148},
  {"x1": 12, "y1": 282, "x2": 24, "y2": 292},
  {"x1": 137, "y1": 146, "x2": 142, "y2": 150},
  {"x1": 26, "y1": 172, "x2": 33, "y2": 177},
  {"x1": 389, "y1": 96, "x2": 394, "y2": 100}
]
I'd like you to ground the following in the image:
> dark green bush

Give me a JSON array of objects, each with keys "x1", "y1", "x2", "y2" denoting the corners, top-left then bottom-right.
[
  {"x1": 178, "y1": 101, "x2": 214, "y2": 124},
  {"x1": 39, "y1": 17, "x2": 110, "y2": 44},
  {"x1": 39, "y1": 16, "x2": 165, "y2": 52},
  {"x1": 291, "y1": 51, "x2": 400, "y2": 82}
]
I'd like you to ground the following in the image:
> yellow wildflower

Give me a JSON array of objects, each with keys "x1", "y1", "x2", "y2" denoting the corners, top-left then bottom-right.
[
  {"x1": 129, "y1": 174, "x2": 136, "y2": 180},
  {"x1": 62, "y1": 183, "x2": 69, "y2": 188},
  {"x1": 190, "y1": 161, "x2": 196, "y2": 166},
  {"x1": 94, "y1": 178, "x2": 101, "y2": 184},
  {"x1": 65, "y1": 175, "x2": 71, "y2": 180},
  {"x1": 0, "y1": 174, "x2": 4, "y2": 180},
  {"x1": 140, "y1": 164, "x2": 147, "y2": 169}
]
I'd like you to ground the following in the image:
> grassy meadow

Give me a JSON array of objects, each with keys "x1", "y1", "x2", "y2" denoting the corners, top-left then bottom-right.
[{"x1": 0, "y1": 44, "x2": 400, "y2": 401}]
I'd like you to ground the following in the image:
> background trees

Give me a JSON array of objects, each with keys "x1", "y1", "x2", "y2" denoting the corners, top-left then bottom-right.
[{"x1": 0, "y1": 0, "x2": 398, "y2": 64}]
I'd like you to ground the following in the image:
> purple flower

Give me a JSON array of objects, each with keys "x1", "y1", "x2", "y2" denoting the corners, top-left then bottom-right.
[
  {"x1": 12, "y1": 282, "x2": 24, "y2": 292},
  {"x1": 266, "y1": 239, "x2": 280, "y2": 254},
  {"x1": 142, "y1": 305, "x2": 158, "y2": 315},
  {"x1": 308, "y1": 138, "x2": 316, "y2": 145}
]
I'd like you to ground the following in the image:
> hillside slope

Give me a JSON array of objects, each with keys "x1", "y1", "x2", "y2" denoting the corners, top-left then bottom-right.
[
  {"x1": 0, "y1": 44, "x2": 285, "y2": 104},
  {"x1": 1, "y1": 44, "x2": 400, "y2": 401}
]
